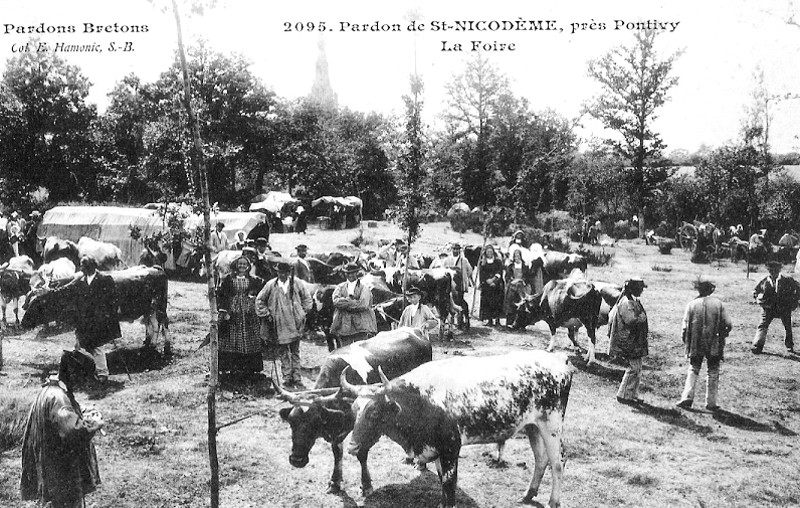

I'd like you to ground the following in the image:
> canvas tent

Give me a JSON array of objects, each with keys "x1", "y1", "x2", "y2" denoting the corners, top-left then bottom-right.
[
  {"x1": 249, "y1": 191, "x2": 299, "y2": 216},
  {"x1": 311, "y1": 196, "x2": 363, "y2": 229},
  {"x1": 38, "y1": 206, "x2": 264, "y2": 268}
]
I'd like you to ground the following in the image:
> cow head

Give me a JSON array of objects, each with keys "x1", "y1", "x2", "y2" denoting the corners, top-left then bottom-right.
[
  {"x1": 275, "y1": 383, "x2": 354, "y2": 468},
  {"x1": 511, "y1": 292, "x2": 545, "y2": 329},
  {"x1": 21, "y1": 285, "x2": 79, "y2": 329},
  {"x1": 344, "y1": 367, "x2": 398, "y2": 457}
]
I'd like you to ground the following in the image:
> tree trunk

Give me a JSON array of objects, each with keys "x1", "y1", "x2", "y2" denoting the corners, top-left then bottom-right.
[{"x1": 170, "y1": 2, "x2": 220, "y2": 507}]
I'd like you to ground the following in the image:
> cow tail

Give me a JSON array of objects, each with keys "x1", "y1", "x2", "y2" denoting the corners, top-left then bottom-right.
[{"x1": 560, "y1": 368, "x2": 573, "y2": 418}]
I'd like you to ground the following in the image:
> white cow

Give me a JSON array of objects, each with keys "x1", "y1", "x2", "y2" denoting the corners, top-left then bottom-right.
[{"x1": 77, "y1": 236, "x2": 125, "y2": 271}]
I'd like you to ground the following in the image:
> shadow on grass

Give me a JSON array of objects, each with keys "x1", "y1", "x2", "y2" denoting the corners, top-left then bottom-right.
[
  {"x1": 571, "y1": 357, "x2": 624, "y2": 383},
  {"x1": 757, "y1": 350, "x2": 800, "y2": 362},
  {"x1": 712, "y1": 409, "x2": 798, "y2": 435},
  {"x1": 218, "y1": 373, "x2": 277, "y2": 398},
  {"x1": 361, "y1": 470, "x2": 481, "y2": 508},
  {"x1": 82, "y1": 378, "x2": 126, "y2": 400},
  {"x1": 106, "y1": 346, "x2": 171, "y2": 376},
  {"x1": 21, "y1": 360, "x2": 60, "y2": 378},
  {"x1": 631, "y1": 402, "x2": 715, "y2": 436}
]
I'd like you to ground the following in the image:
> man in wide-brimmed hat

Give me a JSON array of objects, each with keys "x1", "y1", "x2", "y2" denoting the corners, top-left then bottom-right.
[
  {"x1": 293, "y1": 244, "x2": 314, "y2": 283},
  {"x1": 751, "y1": 260, "x2": 799, "y2": 355},
  {"x1": 609, "y1": 277, "x2": 649, "y2": 405},
  {"x1": 676, "y1": 277, "x2": 732, "y2": 411},
  {"x1": 330, "y1": 262, "x2": 376, "y2": 348},
  {"x1": 442, "y1": 242, "x2": 473, "y2": 330},
  {"x1": 398, "y1": 285, "x2": 439, "y2": 339},
  {"x1": 256, "y1": 260, "x2": 313, "y2": 389},
  {"x1": 210, "y1": 221, "x2": 229, "y2": 258},
  {"x1": 21, "y1": 350, "x2": 104, "y2": 507}
]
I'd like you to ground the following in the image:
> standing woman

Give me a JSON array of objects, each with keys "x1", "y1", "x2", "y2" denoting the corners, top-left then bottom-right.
[
  {"x1": 217, "y1": 255, "x2": 265, "y2": 378},
  {"x1": 478, "y1": 245, "x2": 504, "y2": 326},
  {"x1": 608, "y1": 278, "x2": 649, "y2": 405},
  {"x1": 504, "y1": 248, "x2": 533, "y2": 328}
]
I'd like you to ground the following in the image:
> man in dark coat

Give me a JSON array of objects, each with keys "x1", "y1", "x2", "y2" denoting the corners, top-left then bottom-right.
[
  {"x1": 21, "y1": 350, "x2": 104, "y2": 508},
  {"x1": 752, "y1": 260, "x2": 799, "y2": 355},
  {"x1": 63, "y1": 256, "x2": 122, "y2": 381}
]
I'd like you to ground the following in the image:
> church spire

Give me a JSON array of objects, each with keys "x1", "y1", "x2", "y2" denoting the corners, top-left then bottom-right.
[{"x1": 309, "y1": 37, "x2": 338, "y2": 110}]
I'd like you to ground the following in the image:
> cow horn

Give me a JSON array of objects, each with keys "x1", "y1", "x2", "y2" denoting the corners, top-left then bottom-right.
[
  {"x1": 273, "y1": 379, "x2": 313, "y2": 406},
  {"x1": 272, "y1": 379, "x2": 298, "y2": 403},
  {"x1": 378, "y1": 365, "x2": 390, "y2": 386},
  {"x1": 339, "y1": 366, "x2": 361, "y2": 398}
]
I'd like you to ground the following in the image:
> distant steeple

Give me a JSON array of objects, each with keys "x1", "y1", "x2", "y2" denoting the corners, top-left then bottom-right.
[{"x1": 309, "y1": 37, "x2": 338, "y2": 109}]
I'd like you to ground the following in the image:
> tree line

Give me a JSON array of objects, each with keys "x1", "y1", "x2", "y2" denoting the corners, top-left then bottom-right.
[{"x1": 1, "y1": 31, "x2": 799, "y2": 236}]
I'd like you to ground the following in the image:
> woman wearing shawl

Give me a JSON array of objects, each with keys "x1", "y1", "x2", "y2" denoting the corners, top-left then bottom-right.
[
  {"x1": 217, "y1": 255, "x2": 265, "y2": 377},
  {"x1": 478, "y1": 245, "x2": 504, "y2": 326}
]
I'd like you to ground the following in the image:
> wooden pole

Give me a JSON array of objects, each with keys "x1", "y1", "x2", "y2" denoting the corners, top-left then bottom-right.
[{"x1": 170, "y1": 2, "x2": 220, "y2": 507}]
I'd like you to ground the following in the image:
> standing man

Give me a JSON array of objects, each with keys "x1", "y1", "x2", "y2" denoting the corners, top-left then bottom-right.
[
  {"x1": 254, "y1": 237, "x2": 271, "y2": 260},
  {"x1": 677, "y1": 278, "x2": 732, "y2": 411},
  {"x1": 210, "y1": 221, "x2": 229, "y2": 258},
  {"x1": 21, "y1": 350, "x2": 104, "y2": 508},
  {"x1": 608, "y1": 278, "x2": 649, "y2": 405},
  {"x1": 293, "y1": 244, "x2": 314, "y2": 283},
  {"x1": 443, "y1": 242, "x2": 473, "y2": 330},
  {"x1": 398, "y1": 286, "x2": 439, "y2": 340},
  {"x1": 256, "y1": 261, "x2": 313, "y2": 389},
  {"x1": 59, "y1": 256, "x2": 121, "y2": 382},
  {"x1": 330, "y1": 262, "x2": 377, "y2": 347},
  {"x1": 752, "y1": 260, "x2": 799, "y2": 355}
]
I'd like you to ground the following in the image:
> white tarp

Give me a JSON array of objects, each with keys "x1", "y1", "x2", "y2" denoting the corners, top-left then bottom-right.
[{"x1": 249, "y1": 191, "x2": 299, "y2": 214}]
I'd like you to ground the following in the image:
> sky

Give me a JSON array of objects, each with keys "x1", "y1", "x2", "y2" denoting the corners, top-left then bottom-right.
[{"x1": 2, "y1": 0, "x2": 800, "y2": 154}]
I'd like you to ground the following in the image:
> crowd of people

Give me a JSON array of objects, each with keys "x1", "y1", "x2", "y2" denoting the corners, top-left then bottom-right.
[
  {"x1": 15, "y1": 221, "x2": 800, "y2": 507},
  {"x1": 0, "y1": 208, "x2": 44, "y2": 263}
]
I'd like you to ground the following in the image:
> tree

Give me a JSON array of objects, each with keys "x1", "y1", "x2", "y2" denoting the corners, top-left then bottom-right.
[
  {"x1": 390, "y1": 74, "x2": 427, "y2": 296},
  {"x1": 443, "y1": 54, "x2": 509, "y2": 206},
  {"x1": 1, "y1": 44, "x2": 98, "y2": 202},
  {"x1": 586, "y1": 29, "x2": 681, "y2": 236}
]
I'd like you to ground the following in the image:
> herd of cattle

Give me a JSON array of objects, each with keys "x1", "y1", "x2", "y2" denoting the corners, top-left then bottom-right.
[{"x1": 2, "y1": 234, "x2": 624, "y2": 508}]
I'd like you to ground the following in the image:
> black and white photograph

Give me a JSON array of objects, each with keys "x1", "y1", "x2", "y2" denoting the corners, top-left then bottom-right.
[{"x1": 1, "y1": 0, "x2": 799, "y2": 507}]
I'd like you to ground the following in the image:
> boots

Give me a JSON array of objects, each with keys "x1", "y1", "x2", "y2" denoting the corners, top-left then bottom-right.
[
  {"x1": 676, "y1": 369, "x2": 698, "y2": 409},
  {"x1": 706, "y1": 369, "x2": 720, "y2": 411}
]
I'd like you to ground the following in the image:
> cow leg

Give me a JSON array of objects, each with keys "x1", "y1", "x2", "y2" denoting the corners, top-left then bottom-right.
[
  {"x1": 522, "y1": 425, "x2": 548, "y2": 504},
  {"x1": 566, "y1": 327, "x2": 581, "y2": 351},
  {"x1": 546, "y1": 323, "x2": 559, "y2": 352},
  {"x1": 327, "y1": 441, "x2": 343, "y2": 494},
  {"x1": 357, "y1": 449, "x2": 373, "y2": 498},
  {"x1": 161, "y1": 318, "x2": 172, "y2": 356},
  {"x1": 540, "y1": 423, "x2": 565, "y2": 508},
  {"x1": 492, "y1": 440, "x2": 507, "y2": 466},
  {"x1": 1, "y1": 296, "x2": 7, "y2": 329},
  {"x1": 143, "y1": 313, "x2": 157, "y2": 348},
  {"x1": 12, "y1": 297, "x2": 20, "y2": 325},
  {"x1": 583, "y1": 324, "x2": 597, "y2": 365},
  {"x1": 436, "y1": 453, "x2": 459, "y2": 508}
]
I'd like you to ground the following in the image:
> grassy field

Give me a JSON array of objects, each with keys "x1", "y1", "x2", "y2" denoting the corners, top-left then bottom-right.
[{"x1": 1, "y1": 221, "x2": 799, "y2": 508}]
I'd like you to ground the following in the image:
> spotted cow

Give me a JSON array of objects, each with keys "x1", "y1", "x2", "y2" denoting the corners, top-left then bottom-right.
[
  {"x1": 513, "y1": 274, "x2": 620, "y2": 365},
  {"x1": 275, "y1": 327, "x2": 432, "y2": 495},
  {"x1": 344, "y1": 350, "x2": 573, "y2": 508}
]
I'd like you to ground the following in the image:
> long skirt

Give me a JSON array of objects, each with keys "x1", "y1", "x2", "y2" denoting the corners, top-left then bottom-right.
[
  {"x1": 219, "y1": 351, "x2": 263, "y2": 374},
  {"x1": 479, "y1": 282, "x2": 505, "y2": 320}
]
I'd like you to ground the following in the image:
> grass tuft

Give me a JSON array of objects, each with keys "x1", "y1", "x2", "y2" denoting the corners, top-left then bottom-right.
[
  {"x1": 650, "y1": 263, "x2": 673, "y2": 272},
  {"x1": 0, "y1": 395, "x2": 29, "y2": 452}
]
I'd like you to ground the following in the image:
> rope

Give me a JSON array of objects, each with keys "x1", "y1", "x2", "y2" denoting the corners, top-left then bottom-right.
[{"x1": 375, "y1": 304, "x2": 400, "y2": 324}]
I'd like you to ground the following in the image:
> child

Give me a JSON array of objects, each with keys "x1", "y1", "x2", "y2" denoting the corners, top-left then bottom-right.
[{"x1": 399, "y1": 286, "x2": 439, "y2": 340}]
